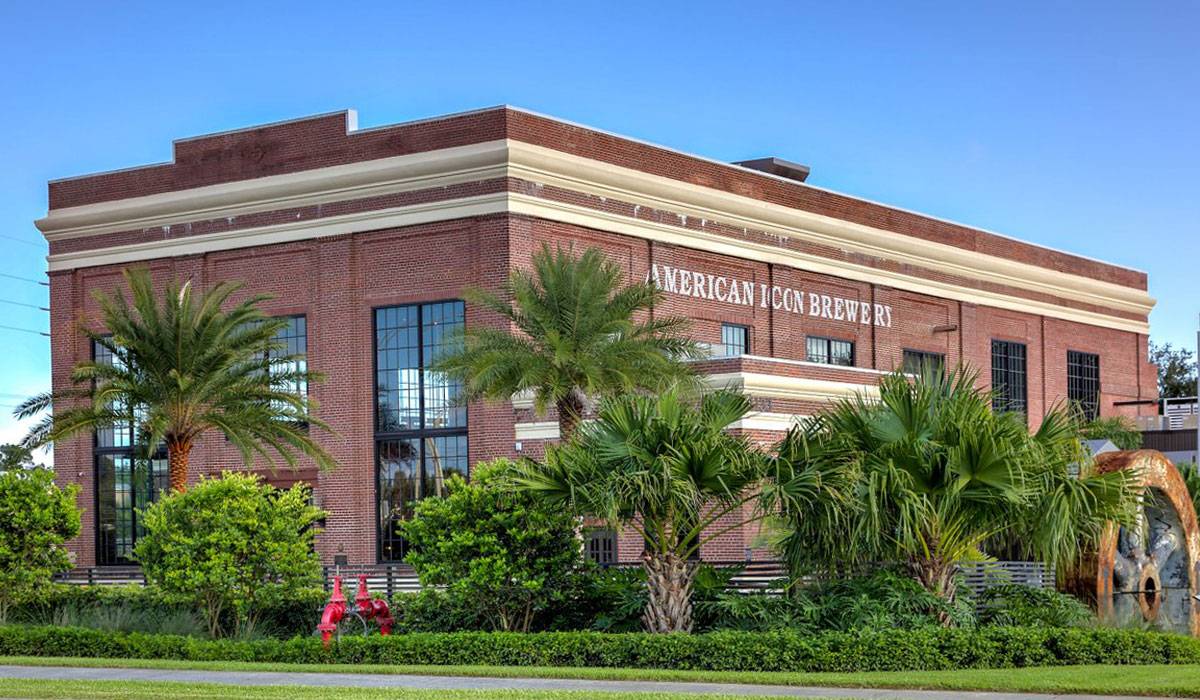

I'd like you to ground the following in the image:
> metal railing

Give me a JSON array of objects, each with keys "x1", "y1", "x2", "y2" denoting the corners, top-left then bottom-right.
[{"x1": 54, "y1": 559, "x2": 1050, "y2": 602}]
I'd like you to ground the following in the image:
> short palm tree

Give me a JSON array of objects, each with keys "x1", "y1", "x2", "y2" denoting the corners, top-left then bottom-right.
[
  {"x1": 511, "y1": 388, "x2": 767, "y2": 633},
  {"x1": 772, "y1": 367, "x2": 1135, "y2": 611},
  {"x1": 16, "y1": 268, "x2": 336, "y2": 492},
  {"x1": 432, "y1": 244, "x2": 701, "y2": 440}
]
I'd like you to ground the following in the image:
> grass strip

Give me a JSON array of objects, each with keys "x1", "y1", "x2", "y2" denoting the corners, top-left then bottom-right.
[
  {"x1": 0, "y1": 657, "x2": 1199, "y2": 697},
  {"x1": 0, "y1": 678, "x2": 809, "y2": 700}
]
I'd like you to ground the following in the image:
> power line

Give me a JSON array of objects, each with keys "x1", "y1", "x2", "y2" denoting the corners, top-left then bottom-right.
[
  {"x1": 0, "y1": 234, "x2": 43, "y2": 250},
  {"x1": 0, "y1": 299, "x2": 47, "y2": 312},
  {"x1": 0, "y1": 272, "x2": 48, "y2": 286},
  {"x1": 0, "y1": 324, "x2": 48, "y2": 337}
]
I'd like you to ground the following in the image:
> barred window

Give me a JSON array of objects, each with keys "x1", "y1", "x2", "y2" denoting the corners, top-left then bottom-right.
[
  {"x1": 806, "y1": 336, "x2": 854, "y2": 367},
  {"x1": 718, "y1": 324, "x2": 749, "y2": 357},
  {"x1": 902, "y1": 349, "x2": 945, "y2": 376},
  {"x1": 585, "y1": 528, "x2": 617, "y2": 566},
  {"x1": 991, "y1": 340, "x2": 1028, "y2": 414},
  {"x1": 1068, "y1": 350, "x2": 1101, "y2": 421},
  {"x1": 375, "y1": 301, "x2": 467, "y2": 562}
]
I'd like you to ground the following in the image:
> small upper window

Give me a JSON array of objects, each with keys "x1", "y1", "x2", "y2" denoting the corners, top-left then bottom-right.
[
  {"x1": 806, "y1": 336, "x2": 854, "y2": 367},
  {"x1": 902, "y1": 349, "x2": 945, "y2": 376},
  {"x1": 718, "y1": 324, "x2": 749, "y2": 357}
]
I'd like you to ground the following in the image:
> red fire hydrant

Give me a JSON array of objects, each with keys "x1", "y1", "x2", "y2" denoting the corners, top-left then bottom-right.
[
  {"x1": 316, "y1": 576, "x2": 348, "y2": 646},
  {"x1": 317, "y1": 574, "x2": 394, "y2": 646}
]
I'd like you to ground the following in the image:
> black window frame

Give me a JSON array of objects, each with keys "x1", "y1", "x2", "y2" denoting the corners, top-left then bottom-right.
[
  {"x1": 991, "y1": 339, "x2": 1028, "y2": 415},
  {"x1": 1067, "y1": 350, "x2": 1101, "y2": 421},
  {"x1": 373, "y1": 300, "x2": 468, "y2": 563},
  {"x1": 91, "y1": 338, "x2": 167, "y2": 567},
  {"x1": 265, "y1": 314, "x2": 308, "y2": 402},
  {"x1": 902, "y1": 348, "x2": 946, "y2": 375},
  {"x1": 719, "y1": 323, "x2": 750, "y2": 357},
  {"x1": 805, "y1": 335, "x2": 855, "y2": 367},
  {"x1": 584, "y1": 528, "x2": 617, "y2": 566}
]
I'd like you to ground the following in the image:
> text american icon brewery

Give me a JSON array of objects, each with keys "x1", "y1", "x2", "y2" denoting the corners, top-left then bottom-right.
[{"x1": 647, "y1": 264, "x2": 894, "y2": 328}]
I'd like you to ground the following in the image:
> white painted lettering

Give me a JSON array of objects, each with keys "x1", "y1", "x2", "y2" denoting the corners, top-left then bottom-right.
[{"x1": 834, "y1": 297, "x2": 845, "y2": 321}]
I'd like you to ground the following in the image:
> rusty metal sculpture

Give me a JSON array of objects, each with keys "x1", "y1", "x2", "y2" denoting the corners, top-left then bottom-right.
[
  {"x1": 1086, "y1": 450, "x2": 1200, "y2": 635},
  {"x1": 316, "y1": 574, "x2": 394, "y2": 646}
]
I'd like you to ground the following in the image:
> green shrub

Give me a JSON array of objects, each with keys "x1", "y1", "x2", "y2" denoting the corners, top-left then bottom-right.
[
  {"x1": 9, "y1": 584, "x2": 326, "y2": 639},
  {"x1": 0, "y1": 624, "x2": 1198, "y2": 671},
  {"x1": 0, "y1": 467, "x2": 80, "y2": 623},
  {"x1": 1081, "y1": 416, "x2": 1143, "y2": 450},
  {"x1": 401, "y1": 460, "x2": 584, "y2": 632},
  {"x1": 977, "y1": 585, "x2": 1093, "y2": 628},
  {"x1": 695, "y1": 569, "x2": 976, "y2": 633},
  {"x1": 135, "y1": 472, "x2": 324, "y2": 638}
]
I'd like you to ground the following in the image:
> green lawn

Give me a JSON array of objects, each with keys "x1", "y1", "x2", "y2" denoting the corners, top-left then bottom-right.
[
  {"x1": 1, "y1": 657, "x2": 1200, "y2": 697},
  {"x1": 0, "y1": 679, "x2": 794, "y2": 700}
]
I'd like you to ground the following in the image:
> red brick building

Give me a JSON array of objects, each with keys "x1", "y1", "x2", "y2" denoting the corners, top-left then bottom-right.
[{"x1": 36, "y1": 107, "x2": 1159, "y2": 569}]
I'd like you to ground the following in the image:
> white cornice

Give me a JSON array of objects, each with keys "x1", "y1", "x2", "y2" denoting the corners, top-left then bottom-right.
[
  {"x1": 45, "y1": 193, "x2": 509, "y2": 271},
  {"x1": 37, "y1": 140, "x2": 511, "y2": 241},
  {"x1": 503, "y1": 141, "x2": 1153, "y2": 320},
  {"x1": 40, "y1": 139, "x2": 1152, "y2": 334}
]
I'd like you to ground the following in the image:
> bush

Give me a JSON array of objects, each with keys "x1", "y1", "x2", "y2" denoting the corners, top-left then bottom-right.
[
  {"x1": 977, "y1": 585, "x2": 1093, "y2": 628},
  {"x1": 0, "y1": 624, "x2": 1198, "y2": 672},
  {"x1": 1081, "y1": 416, "x2": 1143, "y2": 450},
  {"x1": 134, "y1": 473, "x2": 324, "y2": 638},
  {"x1": 401, "y1": 459, "x2": 585, "y2": 632},
  {"x1": 694, "y1": 569, "x2": 976, "y2": 633},
  {"x1": 8, "y1": 584, "x2": 327, "y2": 639},
  {"x1": 0, "y1": 467, "x2": 80, "y2": 624}
]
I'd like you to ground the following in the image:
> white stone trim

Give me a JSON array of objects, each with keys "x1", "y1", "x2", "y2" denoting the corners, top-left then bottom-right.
[
  {"x1": 40, "y1": 139, "x2": 1152, "y2": 333},
  {"x1": 37, "y1": 140, "x2": 511, "y2": 241},
  {"x1": 705, "y1": 372, "x2": 881, "y2": 403},
  {"x1": 514, "y1": 421, "x2": 560, "y2": 441},
  {"x1": 729, "y1": 412, "x2": 808, "y2": 432},
  {"x1": 45, "y1": 193, "x2": 509, "y2": 272}
]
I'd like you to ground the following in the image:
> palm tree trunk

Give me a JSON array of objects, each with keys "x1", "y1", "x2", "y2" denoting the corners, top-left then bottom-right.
[
  {"x1": 909, "y1": 555, "x2": 959, "y2": 625},
  {"x1": 167, "y1": 439, "x2": 192, "y2": 493},
  {"x1": 556, "y1": 394, "x2": 585, "y2": 442},
  {"x1": 641, "y1": 550, "x2": 697, "y2": 633}
]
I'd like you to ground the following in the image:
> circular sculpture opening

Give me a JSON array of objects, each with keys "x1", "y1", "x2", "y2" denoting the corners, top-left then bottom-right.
[{"x1": 1090, "y1": 450, "x2": 1200, "y2": 635}]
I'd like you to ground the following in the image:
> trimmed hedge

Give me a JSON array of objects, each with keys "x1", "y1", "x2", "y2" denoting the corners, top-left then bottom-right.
[{"x1": 1, "y1": 624, "x2": 1199, "y2": 672}]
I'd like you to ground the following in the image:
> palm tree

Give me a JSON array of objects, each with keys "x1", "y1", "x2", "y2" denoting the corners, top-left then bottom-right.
[
  {"x1": 16, "y1": 268, "x2": 336, "y2": 492},
  {"x1": 432, "y1": 244, "x2": 701, "y2": 440},
  {"x1": 511, "y1": 388, "x2": 768, "y2": 633},
  {"x1": 772, "y1": 367, "x2": 1135, "y2": 612}
]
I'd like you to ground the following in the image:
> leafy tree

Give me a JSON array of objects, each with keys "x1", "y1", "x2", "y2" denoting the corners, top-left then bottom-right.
[
  {"x1": 0, "y1": 444, "x2": 43, "y2": 472},
  {"x1": 134, "y1": 472, "x2": 323, "y2": 637},
  {"x1": 16, "y1": 268, "x2": 335, "y2": 492},
  {"x1": 401, "y1": 459, "x2": 583, "y2": 632},
  {"x1": 1150, "y1": 341, "x2": 1197, "y2": 399},
  {"x1": 512, "y1": 389, "x2": 774, "y2": 633},
  {"x1": 771, "y1": 368, "x2": 1135, "y2": 615},
  {"x1": 1080, "y1": 415, "x2": 1143, "y2": 450},
  {"x1": 432, "y1": 244, "x2": 701, "y2": 440},
  {"x1": 0, "y1": 467, "x2": 80, "y2": 623},
  {"x1": 1178, "y1": 461, "x2": 1200, "y2": 519}
]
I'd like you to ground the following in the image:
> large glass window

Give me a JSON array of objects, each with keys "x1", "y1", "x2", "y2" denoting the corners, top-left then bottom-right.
[
  {"x1": 902, "y1": 349, "x2": 945, "y2": 375},
  {"x1": 806, "y1": 336, "x2": 854, "y2": 367},
  {"x1": 991, "y1": 340, "x2": 1028, "y2": 414},
  {"x1": 718, "y1": 324, "x2": 749, "y2": 357},
  {"x1": 374, "y1": 301, "x2": 467, "y2": 562},
  {"x1": 1068, "y1": 350, "x2": 1101, "y2": 421},
  {"x1": 92, "y1": 339, "x2": 167, "y2": 566},
  {"x1": 267, "y1": 315, "x2": 307, "y2": 399}
]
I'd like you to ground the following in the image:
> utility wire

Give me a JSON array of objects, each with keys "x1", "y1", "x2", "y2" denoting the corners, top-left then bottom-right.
[
  {"x1": 0, "y1": 272, "x2": 48, "y2": 286},
  {"x1": 0, "y1": 234, "x2": 44, "y2": 250},
  {"x1": 0, "y1": 299, "x2": 48, "y2": 311},
  {"x1": 0, "y1": 324, "x2": 48, "y2": 337}
]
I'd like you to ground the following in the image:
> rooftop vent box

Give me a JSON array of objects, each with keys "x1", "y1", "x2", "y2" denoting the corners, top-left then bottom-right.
[{"x1": 733, "y1": 157, "x2": 811, "y2": 183}]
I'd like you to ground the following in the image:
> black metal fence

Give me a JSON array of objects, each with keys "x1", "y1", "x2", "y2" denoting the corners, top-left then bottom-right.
[{"x1": 54, "y1": 559, "x2": 1051, "y2": 602}]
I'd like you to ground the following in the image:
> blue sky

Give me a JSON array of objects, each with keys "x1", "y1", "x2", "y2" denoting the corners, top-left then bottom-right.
[{"x1": 0, "y1": 1, "x2": 1196, "y2": 447}]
